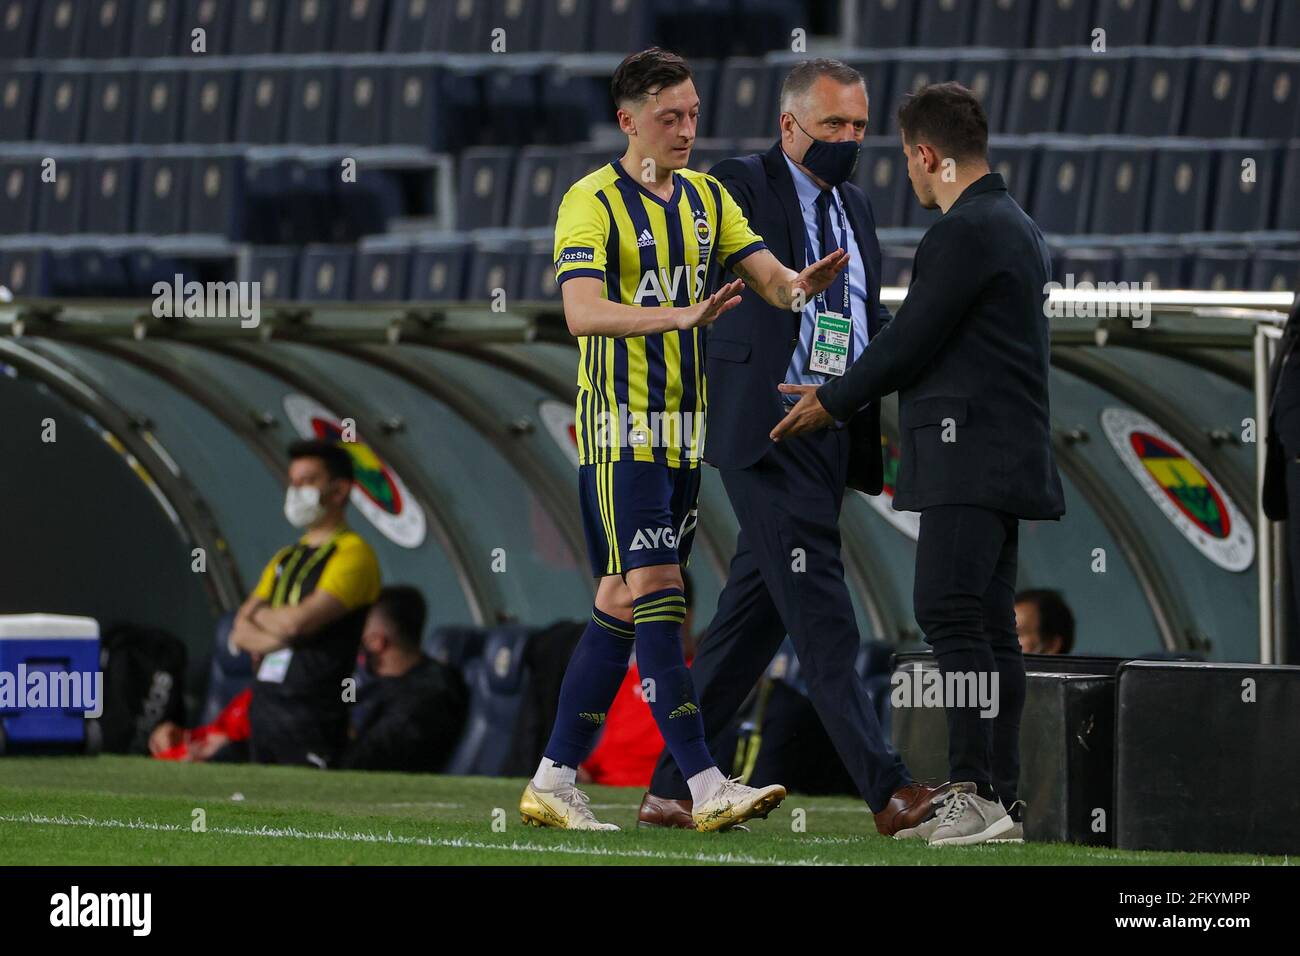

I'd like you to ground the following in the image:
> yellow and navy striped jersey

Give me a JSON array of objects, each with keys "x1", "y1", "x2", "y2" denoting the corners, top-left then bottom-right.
[{"x1": 553, "y1": 161, "x2": 766, "y2": 468}]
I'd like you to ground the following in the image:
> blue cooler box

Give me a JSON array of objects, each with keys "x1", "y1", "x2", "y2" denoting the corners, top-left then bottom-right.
[{"x1": 0, "y1": 613, "x2": 101, "y2": 753}]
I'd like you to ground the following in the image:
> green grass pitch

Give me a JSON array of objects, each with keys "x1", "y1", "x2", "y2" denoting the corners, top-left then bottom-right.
[{"x1": 0, "y1": 756, "x2": 1288, "y2": 866}]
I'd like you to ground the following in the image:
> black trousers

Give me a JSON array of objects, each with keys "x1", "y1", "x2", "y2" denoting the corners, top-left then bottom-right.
[
  {"x1": 648, "y1": 426, "x2": 911, "y2": 812},
  {"x1": 913, "y1": 504, "x2": 1025, "y2": 805},
  {"x1": 1274, "y1": 360, "x2": 1300, "y2": 656}
]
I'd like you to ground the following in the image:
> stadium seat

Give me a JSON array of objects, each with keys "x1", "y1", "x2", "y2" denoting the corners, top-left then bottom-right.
[
  {"x1": 1210, "y1": 145, "x2": 1277, "y2": 233},
  {"x1": 913, "y1": 0, "x2": 973, "y2": 46},
  {"x1": 84, "y1": 156, "x2": 136, "y2": 234},
  {"x1": 1148, "y1": 0, "x2": 1213, "y2": 45},
  {"x1": 0, "y1": 0, "x2": 37, "y2": 59},
  {"x1": 1211, "y1": 0, "x2": 1274, "y2": 46},
  {"x1": 199, "y1": 611, "x2": 253, "y2": 726},
  {"x1": 1057, "y1": 247, "x2": 1120, "y2": 285},
  {"x1": 411, "y1": 239, "x2": 471, "y2": 300},
  {"x1": 855, "y1": 0, "x2": 915, "y2": 48},
  {"x1": 336, "y1": 64, "x2": 388, "y2": 146},
  {"x1": 522, "y1": 246, "x2": 561, "y2": 302},
  {"x1": 1182, "y1": 54, "x2": 1252, "y2": 139},
  {"x1": 1244, "y1": 56, "x2": 1300, "y2": 140},
  {"x1": 1147, "y1": 145, "x2": 1212, "y2": 234},
  {"x1": 953, "y1": 58, "x2": 1010, "y2": 134},
  {"x1": 85, "y1": 70, "x2": 134, "y2": 144},
  {"x1": 457, "y1": 147, "x2": 513, "y2": 230},
  {"x1": 130, "y1": 0, "x2": 182, "y2": 57},
  {"x1": 281, "y1": 0, "x2": 335, "y2": 51},
  {"x1": 432, "y1": 0, "x2": 490, "y2": 52},
  {"x1": 685, "y1": 58, "x2": 718, "y2": 137},
  {"x1": 537, "y1": 0, "x2": 591, "y2": 53},
  {"x1": 331, "y1": 0, "x2": 385, "y2": 52},
  {"x1": 589, "y1": 0, "x2": 653, "y2": 52},
  {"x1": 182, "y1": 67, "x2": 236, "y2": 144},
  {"x1": 134, "y1": 156, "x2": 191, "y2": 234},
  {"x1": 49, "y1": 242, "x2": 134, "y2": 297},
  {"x1": 480, "y1": 70, "x2": 538, "y2": 147},
  {"x1": 1092, "y1": 0, "x2": 1153, "y2": 46},
  {"x1": 235, "y1": 68, "x2": 291, "y2": 144},
  {"x1": 711, "y1": 59, "x2": 775, "y2": 139},
  {"x1": 1191, "y1": 249, "x2": 1249, "y2": 290},
  {"x1": 465, "y1": 241, "x2": 527, "y2": 302},
  {"x1": 179, "y1": 0, "x2": 232, "y2": 55},
  {"x1": 384, "y1": 0, "x2": 434, "y2": 51},
  {"x1": 1276, "y1": 144, "x2": 1300, "y2": 232},
  {"x1": 133, "y1": 70, "x2": 185, "y2": 145},
  {"x1": 35, "y1": 155, "x2": 84, "y2": 235},
  {"x1": 890, "y1": 58, "x2": 950, "y2": 126},
  {"x1": 353, "y1": 243, "x2": 413, "y2": 300},
  {"x1": 34, "y1": 0, "x2": 85, "y2": 58},
  {"x1": 1277, "y1": 1, "x2": 1300, "y2": 46},
  {"x1": 285, "y1": 66, "x2": 337, "y2": 146},
  {"x1": 0, "y1": 247, "x2": 51, "y2": 296},
  {"x1": 509, "y1": 147, "x2": 565, "y2": 229},
  {"x1": 970, "y1": 0, "x2": 1032, "y2": 46},
  {"x1": 729, "y1": 0, "x2": 802, "y2": 56},
  {"x1": 1063, "y1": 56, "x2": 1129, "y2": 136},
  {"x1": 842, "y1": 55, "x2": 891, "y2": 134},
  {"x1": 81, "y1": 0, "x2": 133, "y2": 57},
  {"x1": 854, "y1": 136, "x2": 908, "y2": 230},
  {"x1": 244, "y1": 245, "x2": 298, "y2": 298},
  {"x1": 35, "y1": 70, "x2": 88, "y2": 144},
  {"x1": 1031, "y1": 143, "x2": 1095, "y2": 234},
  {"x1": 387, "y1": 65, "x2": 437, "y2": 146},
  {"x1": 656, "y1": 0, "x2": 731, "y2": 59},
  {"x1": 1250, "y1": 250, "x2": 1300, "y2": 292},
  {"x1": 988, "y1": 140, "x2": 1038, "y2": 208},
  {"x1": 879, "y1": 246, "x2": 915, "y2": 287},
  {"x1": 1118, "y1": 246, "x2": 1186, "y2": 288},
  {"x1": 443, "y1": 624, "x2": 532, "y2": 776},
  {"x1": 425, "y1": 626, "x2": 487, "y2": 670},
  {"x1": 1004, "y1": 55, "x2": 1068, "y2": 134},
  {"x1": 188, "y1": 153, "x2": 247, "y2": 238},
  {"x1": 229, "y1": 0, "x2": 282, "y2": 54},
  {"x1": 537, "y1": 71, "x2": 604, "y2": 145},
  {"x1": 297, "y1": 244, "x2": 353, "y2": 300},
  {"x1": 1089, "y1": 146, "x2": 1152, "y2": 234},
  {"x1": 0, "y1": 69, "x2": 37, "y2": 141},
  {"x1": 1120, "y1": 53, "x2": 1190, "y2": 137},
  {"x1": 1032, "y1": 0, "x2": 1094, "y2": 47},
  {"x1": 490, "y1": 0, "x2": 542, "y2": 53}
]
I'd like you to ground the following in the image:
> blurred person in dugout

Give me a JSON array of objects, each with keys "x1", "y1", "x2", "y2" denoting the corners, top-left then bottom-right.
[
  {"x1": 1264, "y1": 286, "x2": 1300, "y2": 662},
  {"x1": 231, "y1": 439, "x2": 382, "y2": 768},
  {"x1": 1014, "y1": 589, "x2": 1075, "y2": 656}
]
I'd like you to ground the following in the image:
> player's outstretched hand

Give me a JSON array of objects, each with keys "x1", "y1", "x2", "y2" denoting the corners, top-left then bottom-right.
[
  {"x1": 675, "y1": 278, "x2": 745, "y2": 331},
  {"x1": 791, "y1": 248, "x2": 850, "y2": 304}
]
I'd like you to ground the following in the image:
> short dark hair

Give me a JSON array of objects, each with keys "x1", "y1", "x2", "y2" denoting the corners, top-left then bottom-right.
[
  {"x1": 896, "y1": 81, "x2": 988, "y2": 162},
  {"x1": 373, "y1": 585, "x2": 427, "y2": 650},
  {"x1": 611, "y1": 47, "x2": 692, "y2": 109},
  {"x1": 288, "y1": 439, "x2": 354, "y2": 483},
  {"x1": 1016, "y1": 589, "x2": 1075, "y2": 654},
  {"x1": 779, "y1": 58, "x2": 865, "y2": 113}
]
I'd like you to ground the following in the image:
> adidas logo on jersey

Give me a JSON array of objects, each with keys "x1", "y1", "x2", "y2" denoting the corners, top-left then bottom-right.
[
  {"x1": 629, "y1": 527, "x2": 677, "y2": 551},
  {"x1": 636, "y1": 228, "x2": 656, "y2": 248}
]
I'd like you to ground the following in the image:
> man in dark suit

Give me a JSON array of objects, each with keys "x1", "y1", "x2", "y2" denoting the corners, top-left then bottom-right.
[
  {"x1": 638, "y1": 59, "x2": 945, "y2": 837},
  {"x1": 775, "y1": 82, "x2": 1066, "y2": 845},
  {"x1": 1262, "y1": 286, "x2": 1300, "y2": 663}
]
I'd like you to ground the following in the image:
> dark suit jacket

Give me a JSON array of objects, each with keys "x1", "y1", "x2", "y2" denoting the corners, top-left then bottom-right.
[
  {"x1": 818, "y1": 172, "x2": 1066, "y2": 520},
  {"x1": 1262, "y1": 291, "x2": 1300, "y2": 520},
  {"x1": 704, "y1": 142, "x2": 891, "y2": 494}
]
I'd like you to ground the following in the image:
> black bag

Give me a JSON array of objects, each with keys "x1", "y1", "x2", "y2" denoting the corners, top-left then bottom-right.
[{"x1": 98, "y1": 624, "x2": 188, "y2": 754}]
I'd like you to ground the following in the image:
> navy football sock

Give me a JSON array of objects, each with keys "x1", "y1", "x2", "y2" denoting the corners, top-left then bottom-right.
[
  {"x1": 632, "y1": 587, "x2": 714, "y2": 781},
  {"x1": 541, "y1": 607, "x2": 634, "y2": 770}
]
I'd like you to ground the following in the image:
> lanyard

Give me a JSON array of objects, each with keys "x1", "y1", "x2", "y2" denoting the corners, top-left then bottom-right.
[{"x1": 804, "y1": 190, "x2": 851, "y2": 318}]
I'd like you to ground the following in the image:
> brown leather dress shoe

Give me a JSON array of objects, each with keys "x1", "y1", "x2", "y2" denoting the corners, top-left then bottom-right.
[
  {"x1": 637, "y1": 793, "x2": 695, "y2": 829},
  {"x1": 873, "y1": 782, "x2": 953, "y2": 837}
]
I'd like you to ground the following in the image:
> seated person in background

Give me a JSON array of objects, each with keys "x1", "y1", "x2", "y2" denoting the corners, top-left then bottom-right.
[
  {"x1": 580, "y1": 574, "x2": 697, "y2": 788},
  {"x1": 1015, "y1": 589, "x2": 1075, "y2": 655},
  {"x1": 340, "y1": 585, "x2": 468, "y2": 773},
  {"x1": 149, "y1": 688, "x2": 252, "y2": 763},
  {"x1": 231, "y1": 439, "x2": 382, "y2": 768}
]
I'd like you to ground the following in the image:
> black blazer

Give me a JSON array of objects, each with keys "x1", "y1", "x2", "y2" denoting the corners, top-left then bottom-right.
[
  {"x1": 1262, "y1": 291, "x2": 1300, "y2": 520},
  {"x1": 818, "y1": 173, "x2": 1066, "y2": 520},
  {"x1": 704, "y1": 142, "x2": 891, "y2": 494}
]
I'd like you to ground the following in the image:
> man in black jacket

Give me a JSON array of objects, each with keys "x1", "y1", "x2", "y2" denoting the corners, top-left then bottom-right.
[
  {"x1": 776, "y1": 82, "x2": 1066, "y2": 845},
  {"x1": 639, "y1": 59, "x2": 945, "y2": 838},
  {"x1": 1262, "y1": 287, "x2": 1300, "y2": 663}
]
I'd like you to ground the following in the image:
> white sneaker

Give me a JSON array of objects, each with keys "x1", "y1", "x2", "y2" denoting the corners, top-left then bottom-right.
[
  {"x1": 519, "y1": 781, "x2": 620, "y2": 831},
  {"x1": 692, "y1": 777, "x2": 786, "y2": 832},
  {"x1": 927, "y1": 782, "x2": 1014, "y2": 846},
  {"x1": 987, "y1": 800, "x2": 1026, "y2": 843}
]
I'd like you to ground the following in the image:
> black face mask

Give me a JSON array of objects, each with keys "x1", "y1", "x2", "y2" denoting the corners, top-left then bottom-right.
[{"x1": 791, "y1": 116, "x2": 862, "y2": 187}]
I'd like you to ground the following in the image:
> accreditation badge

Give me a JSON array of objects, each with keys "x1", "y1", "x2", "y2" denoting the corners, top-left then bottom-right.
[
  {"x1": 808, "y1": 311, "x2": 852, "y2": 377},
  {"x1": 257, "y1": 648, "x2": 293, "y2": 684}
]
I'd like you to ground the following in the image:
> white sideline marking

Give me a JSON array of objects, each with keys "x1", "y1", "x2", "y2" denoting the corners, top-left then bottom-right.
[{"x1": 0, "y1": 812, "x2": 840, "y2": 866}]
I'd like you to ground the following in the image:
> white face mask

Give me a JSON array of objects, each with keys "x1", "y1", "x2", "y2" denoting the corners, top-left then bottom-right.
[{"x1": 284, "y1": 485, "x2": 325, "y2": 528}]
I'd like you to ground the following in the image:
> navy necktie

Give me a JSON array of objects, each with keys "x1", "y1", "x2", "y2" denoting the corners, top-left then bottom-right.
[{"x1": 814, "y1": 189, "x2": 852, "y2": 358}]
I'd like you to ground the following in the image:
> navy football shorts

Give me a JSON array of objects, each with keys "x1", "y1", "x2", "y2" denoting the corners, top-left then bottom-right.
[{"x1": 577, "y1": 459, "x2": 700, "y2": 579}]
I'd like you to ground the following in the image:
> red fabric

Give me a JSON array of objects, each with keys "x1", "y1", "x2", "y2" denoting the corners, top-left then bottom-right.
[
  {"x1": 581, "y1": 658, "x2": 692, "y2": 788},
  {"x1": 156, "y1": 688, "x2": 252, "y2": 761}
]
